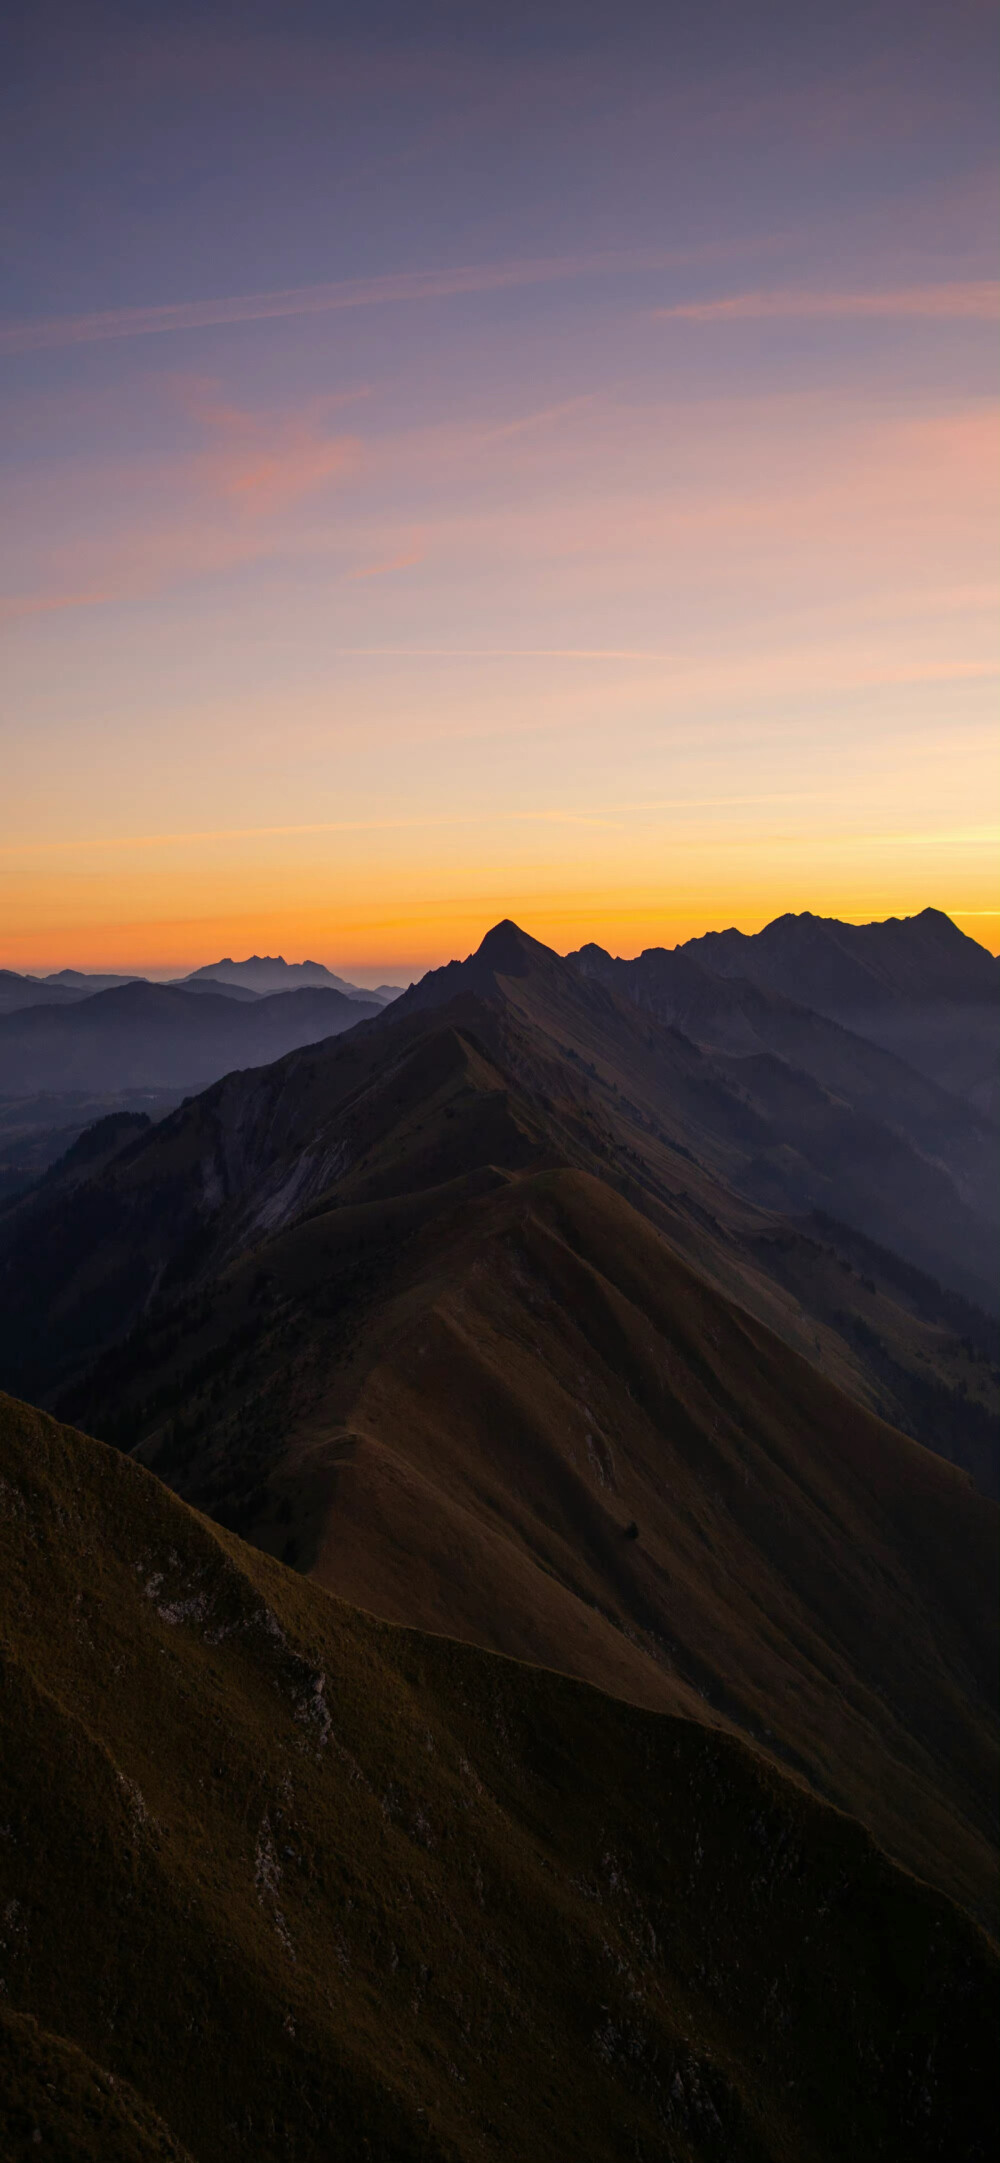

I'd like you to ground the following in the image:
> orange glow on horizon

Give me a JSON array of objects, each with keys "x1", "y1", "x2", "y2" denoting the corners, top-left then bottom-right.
[{"x1": 2, "y1": 888, "x2": 996, "y2": 979}]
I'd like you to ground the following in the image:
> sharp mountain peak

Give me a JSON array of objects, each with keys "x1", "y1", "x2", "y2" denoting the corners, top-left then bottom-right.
[{"x1": 472, "y1": 919, "x2": 559, "y2": 972}]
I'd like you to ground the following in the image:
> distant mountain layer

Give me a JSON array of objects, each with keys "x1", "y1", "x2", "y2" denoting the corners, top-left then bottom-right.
[
  {"x1": 0, "y1": 981, "x2": 379, "y2": 1094},
  {"x1": 0, "y1": 958, "x2": 403, "y2": 1017},
  {"x1": 0, "y1": 968, "x2": 143, "y2": 1015},
  {"x1": 1, "y1": 1390, "x2": 995, "y2": 2163},
  {"x1": 177, "y1": 954, "x2": 402, "y2": 1003}
]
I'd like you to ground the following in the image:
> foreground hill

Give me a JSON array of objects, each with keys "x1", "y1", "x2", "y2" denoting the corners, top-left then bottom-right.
[
  {"x1": 0, "y1": 979, "x2": 380, "y2": 1094},
  {"x1": 1, "y1": 1391, "x2": 995, "y2": 2163},
  {"x1": 62, "y1": 1148, "x2": 998, "y2": 1925}
]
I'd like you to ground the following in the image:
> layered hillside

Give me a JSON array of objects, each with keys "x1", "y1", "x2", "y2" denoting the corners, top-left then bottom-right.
[
  {"x1": 570, "y1": 933, "x2": 998, "y2": 1215},
  {"x1": 58, "y1": 1147, "x2": 998, "y2": 1922},
  {"x1": 1, "y1": 1392, "x2": 996, "y2": 2163},
  {"x1": 0, "y1": 925, "x2": 996, "y2": 1919},
  {"x1": 3, "y1": 920, "x2": 993, "y2": 1456},
  {"x1": 680, "y1": 908, "x2": 1000, "y2": 1119},
  {"x1": 0, "y1": 980, "x2": 380, "y2": 1094},
  {"x1": 0, "y1": 930, "x2": 990, "y2": 1916}
]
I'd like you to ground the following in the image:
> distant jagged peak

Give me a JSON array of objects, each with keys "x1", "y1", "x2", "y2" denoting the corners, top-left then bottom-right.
[{"x1": 181, "y1": 954, "x2": 374, "y2": 998}]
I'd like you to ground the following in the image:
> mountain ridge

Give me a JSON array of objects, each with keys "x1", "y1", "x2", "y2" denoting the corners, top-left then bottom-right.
[
  {"x1": 2, "y1": 927, "x2": 995, "y2": 1938},
  {"x1": 671, "y1": 908, "x2": 1000, "y2": 1118}
]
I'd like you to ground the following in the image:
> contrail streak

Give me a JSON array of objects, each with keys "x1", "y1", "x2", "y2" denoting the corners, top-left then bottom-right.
[{"x1": 0, "y1": 247, "x2": 692, "y2": 357}]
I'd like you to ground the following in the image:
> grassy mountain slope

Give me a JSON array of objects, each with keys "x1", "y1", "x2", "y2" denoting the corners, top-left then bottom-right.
[
  {"x1": 0, "y1": 931, "x2": 995, "y2": 1936},
  {"x1": 63, "y1": 1144, "x2": 998, "y2": 1926},
  {"x1": 1, "y1": 1391, "x2": 995, "y2": 2163}
]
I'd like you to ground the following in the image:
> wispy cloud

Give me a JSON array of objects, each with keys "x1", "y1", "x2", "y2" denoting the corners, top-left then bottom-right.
[
  {"x1": 653, "y1": 282, "x2": 1000, "y2": 323},
  {"x1": 0, "y1": 390, "x2": 362, "y2": 622},
  {"x1": 0, "y1": 793, "x2": 826, "y2": 854},
  {"x1": 0, "y1": 247, "x2": 696, "y2": 358},
  {"x1": 184, "y1": 389, "x2": 361, "y2": 514},
  {"x1": 349, "y1": 543, "x2": 425, "y2": 581},
  {"x1": 0, "y1": 586, "x2": 112, "y2": 625}
]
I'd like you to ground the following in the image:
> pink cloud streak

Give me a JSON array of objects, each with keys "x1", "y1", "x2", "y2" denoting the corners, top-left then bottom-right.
[{"x1": 654, "y1": 282, "x2": 1000, "y2": 323}]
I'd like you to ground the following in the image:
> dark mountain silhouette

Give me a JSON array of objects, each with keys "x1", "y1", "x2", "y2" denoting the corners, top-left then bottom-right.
[
  {"x1": 1, "y1": 925, "x2": 996, "y2": 1946},
  {"x1": 37, "y1": 1109, "x2": 152, "y2": 1187},
  {"x1": 1, "y1": 1389, "x2": 995, "y2": 2163},
  {"x1": 680, "y1": 907, "x2": 1000, "y2": 1117},
  {"x1": 0, "y1": 1088, "x2": 182, "y2": 1205},
  {"x1": 401, "y1": 921, "x2": 999, "y2": 1306},
  {"x1": 0, "y1": 980, "x2": 379, "y2": 1095},
  {"x1": 395, "y1": 917, "x2": 560, "y2": 1009},
  {"x1": 683, "y1": 906, "x2": 996, "y2": 1004},
  {"x1": 1, "y1": 918, "x2": 997, "y2": 2156},
  {"x1": 568, "y1": 936, "x2": 998, "y2": 1237}
]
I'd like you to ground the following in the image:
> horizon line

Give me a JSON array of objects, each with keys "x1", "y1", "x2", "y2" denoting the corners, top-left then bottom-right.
[{"x1": 4, "y1": 904, "x2": 997, "y2": 983}]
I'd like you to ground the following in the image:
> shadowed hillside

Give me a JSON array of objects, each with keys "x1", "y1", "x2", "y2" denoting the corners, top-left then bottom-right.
[
  {"x1": 0, "y1": 926, "x2": 996, "y2": 1929},
  {"x1": 59, "y1": 1151, "x2": 999, "y2": 1924},
  {"x1": 4, "y1": 922, "x2": 994, "y2": 1462},
  {"x1": 1, "y1": 1392, "x2": 996, "y2": 2163},
  {"x1": 0, "y1": 980, "x2": 380, "y2": 1094},
  {"x1": 678, "y1": 909, "x2": 1000, "y2": 1120}
]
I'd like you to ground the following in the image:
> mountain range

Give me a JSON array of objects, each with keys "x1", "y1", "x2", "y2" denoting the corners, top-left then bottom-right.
[
  {"x1": 0, "y1": 954, "x2": 403, "y2": 1017},
  {"x1": 0, "y1": 908, "x2": 996, "y2": 2157},
  {"x1": 679, "y1": 907, "x2": 999, "y2": 1119}
]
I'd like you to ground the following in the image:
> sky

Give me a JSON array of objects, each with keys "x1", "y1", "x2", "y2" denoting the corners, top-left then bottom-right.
[{"x1": 1, "y1": 0, "x2": 997, "y2": 982}]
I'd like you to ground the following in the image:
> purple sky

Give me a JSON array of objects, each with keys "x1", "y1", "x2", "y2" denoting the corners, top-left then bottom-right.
[{"x1": 1, "y1": 0, "x2": 997, "y2": 976}]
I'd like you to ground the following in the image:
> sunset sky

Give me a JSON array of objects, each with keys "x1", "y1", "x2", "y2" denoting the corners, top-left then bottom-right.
[{"x1": 2, "y1": 0, "x2": 997, "y2": 982}]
